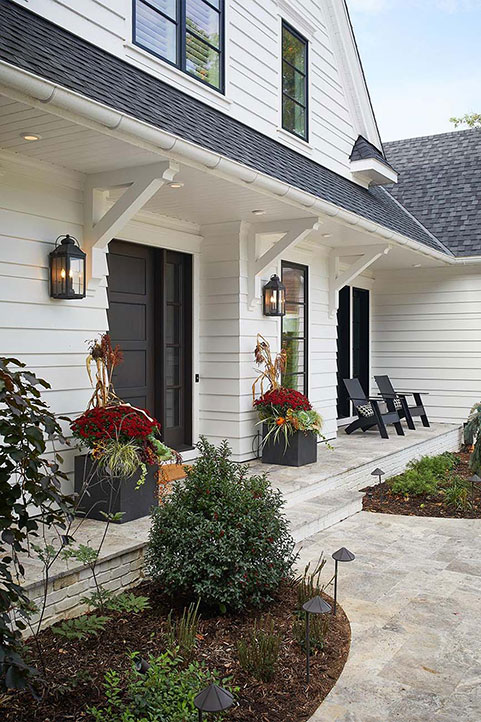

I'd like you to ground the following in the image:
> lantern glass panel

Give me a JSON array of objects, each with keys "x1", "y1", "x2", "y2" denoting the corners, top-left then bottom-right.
[{"x1": 69, "y1": 257, "x2": 84, "y2": 296}]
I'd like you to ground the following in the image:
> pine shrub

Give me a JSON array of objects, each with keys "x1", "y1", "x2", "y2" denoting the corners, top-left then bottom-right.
[{"x1": 146, "y1": 438, "x2": 297, "y2": 612}]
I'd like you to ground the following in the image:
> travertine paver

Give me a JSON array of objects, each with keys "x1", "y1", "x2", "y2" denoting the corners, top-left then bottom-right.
[{"x1": 305, "y1": 512, "x2": 481, "y2": 721}]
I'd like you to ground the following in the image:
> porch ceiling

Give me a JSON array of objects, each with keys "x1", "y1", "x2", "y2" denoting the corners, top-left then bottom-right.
[
  {"x1": 0, "y1": 95, "x2": 165, "y2": 172},
  {"x1": 0, "y1": 93, "x2": 446, "y2": 270}
]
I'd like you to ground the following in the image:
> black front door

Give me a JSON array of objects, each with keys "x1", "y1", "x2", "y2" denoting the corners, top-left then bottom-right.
[
  {"x1": 336, "y1": 285, "x2": 370, "y2": 419},
  {"x1": 336, "y1": 285, "x2": 351, "y2": 419},
  {"x1": 352, "y1": 287, "x2": 370, "y2": 398},
  {"x1": 107, "y1": 240, "x2": 192, "y2": 450}
]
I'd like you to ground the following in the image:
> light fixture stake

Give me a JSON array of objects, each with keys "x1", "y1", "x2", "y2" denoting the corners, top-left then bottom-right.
[{"x1": 332, "y1": 547, "x2": 355, "y2": 615}]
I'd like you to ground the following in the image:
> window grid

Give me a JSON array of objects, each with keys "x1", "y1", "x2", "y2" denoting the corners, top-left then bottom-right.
[
  {"x1": 281, "y1": 21, "x2": 308, "y2": 141},
  {"x1": 281, "y1": 261, "x2": 308, "y2": 397},
  {"x1": 134, "y1": 0, "x2": 224, "y2": 92}
]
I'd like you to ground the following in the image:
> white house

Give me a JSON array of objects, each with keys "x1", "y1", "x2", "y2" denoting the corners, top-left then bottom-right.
[{"x1": 0, "y1": 0, "x2": 480, "y2": 489}]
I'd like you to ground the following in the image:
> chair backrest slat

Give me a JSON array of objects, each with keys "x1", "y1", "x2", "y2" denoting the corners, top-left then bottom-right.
[
  {"x1": 375, "y1": 375, "x2": 396, "y2": 398},
  {"x1": 343, "y1": 378, "x2": 368, "y2": 410}
]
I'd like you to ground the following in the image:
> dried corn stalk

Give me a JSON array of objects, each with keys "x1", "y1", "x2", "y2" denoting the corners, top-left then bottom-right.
[
  {"x1": 86, "y1": 333, "x2": 123, "y2": 408},
  {"x1": 252, "y1": 333, "x2": 287, "y2": 399}
]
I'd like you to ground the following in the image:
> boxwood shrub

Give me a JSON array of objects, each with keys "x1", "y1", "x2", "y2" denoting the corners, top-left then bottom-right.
[{"x1": 146, "y1": 438, "x2": 297, "y2": 612}]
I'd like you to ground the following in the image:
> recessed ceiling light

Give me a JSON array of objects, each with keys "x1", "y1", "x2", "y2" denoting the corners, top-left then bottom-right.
[
  {"x1": 20, "y1": 132, "x2": 41, "y2": 141},
  {"x1": 251, "y1": 209, "x2": 266, "y2": 216},
  {"x1": 168, "y1": 181, "x2": 184, "y2": 189},
  {"x1": 412, "y1": 263, "x2": 422, "y2": 268},
  {"x1": 322, "y1": 233, "x2": 333, "y2": 238}
]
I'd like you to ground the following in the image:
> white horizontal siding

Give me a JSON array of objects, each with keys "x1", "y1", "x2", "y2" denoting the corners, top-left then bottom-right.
[
  {"x1": 21, "y1": 0, "x2": 359, "y2": 179},
  {"x1": 372, "y1": 267, "x2": 481, "y2": 425}
]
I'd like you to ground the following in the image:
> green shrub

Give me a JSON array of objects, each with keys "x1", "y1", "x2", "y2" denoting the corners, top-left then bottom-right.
[
  {"x1": 293, "y1": 557, "x2": 330, "y2": 653},
  {"x1": 165, "y1": 600, "x2": 201, "y2": 659},
  {"x1": 81, "y1": 588, "x2": 150, "y2": 615},
  {"x1": 88, "y1": 650, "x2": 232, "y2": 722},
  {"x1": 442, "y1": 477, "x2": 470, "y2": 510},
  {"x1": 237, "y1": 616, "x2": 281, "y2": 682},
  {"x1": 388, "y1": 453, "x2": 458, "y2": 496},
  {"x1": 146, "y1": 438, "x2": 297, "y2": 612},
  {"x1": 52, "y1": 615, "x2": 110, "y2": 641}
]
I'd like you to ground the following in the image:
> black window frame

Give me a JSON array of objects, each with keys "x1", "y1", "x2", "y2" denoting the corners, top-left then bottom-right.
[
  {"x1": 281, "y1": 260, "x2": 309, "y2": 396},
  {"x1": 281, "y1": 20, "x2": 309, "y2": 142},
  {"x1": 133, "y1": 0, "x2": 225, "y2": 94}
]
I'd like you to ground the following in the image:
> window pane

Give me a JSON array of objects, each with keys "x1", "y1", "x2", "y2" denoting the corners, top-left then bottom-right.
[
  {"x1": 282, "y1": 26, "x2": 306, "y2": 73},
  {"x1": 166, "y1": 304, "x2": 180, "y2": 344},
  {"x1": 166, "y1": 346, "x2": 180, "y2": 386},
  {"x1": 165, "y1": 388, "x2": 180, "y2": 427},
  {"x1": 186, "y1": 0, "x2": 220, "y2": 48},
  {"x1": 283, "y1": 302, "x2": 304, "y2": 338},
  {"x1": 283, "y1": 96, "x2": 306, "y2": 138},
  {"x1": 186, "y1": 33, "x2": 220, "y2": 87},
  {"x1": 283, "y1": 266, "x2": 305, "y2": 303},
  {"x1": 144, "y1": 0, "x2": 177, "y2": 20},
  {"x1": 165, "y1": 262, "x2": 180, "y2": 302},
  {"x1": 284, "y1": 373, "x2": 305, "y2": 392},
  {"x1": 136, "y1": 1, "x2": 177, "y2": 63},
  {"x1": 283, "y1": 62, "x2": 305, "y2": 106}
]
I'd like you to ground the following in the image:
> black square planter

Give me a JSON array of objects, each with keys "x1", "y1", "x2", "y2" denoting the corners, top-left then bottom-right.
[
  {"x1": 74, "y1": 454, "x2": 158, "y2": 523},
  {"x1": 261, "y1": 427, "x2": 317, "y2": 467}
]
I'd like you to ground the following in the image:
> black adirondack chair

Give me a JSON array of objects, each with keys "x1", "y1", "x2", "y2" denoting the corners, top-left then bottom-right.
[
  {"x1": 343, "y1": 378, "x2": 405, "y2": 439},
  {"x1": 375, "y1": 375, "x2": 430, "y2": 430}
]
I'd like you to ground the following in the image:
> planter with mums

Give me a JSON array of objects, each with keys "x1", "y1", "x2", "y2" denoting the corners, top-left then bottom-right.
[
  {"x1": 254, "y1": 387, "x2": 325, "y2": 467},
  {"x1": 71, "y1": 334, "x2": 178, "y2": 523}
]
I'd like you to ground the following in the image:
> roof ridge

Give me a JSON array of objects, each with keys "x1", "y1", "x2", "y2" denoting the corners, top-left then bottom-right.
[{"x1": 385, "y1": 127, "x2": 480, "y2": 146}]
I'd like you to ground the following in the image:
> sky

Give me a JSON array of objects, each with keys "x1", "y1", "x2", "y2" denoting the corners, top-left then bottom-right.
[{"x1": 347, "y1": 0, "x2": 481, "y2": 141}]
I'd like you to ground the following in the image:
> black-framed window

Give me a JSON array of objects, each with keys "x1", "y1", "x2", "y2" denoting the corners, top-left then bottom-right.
[
  {"x1": 134, "y1": 0, "x2": 224, "y2": 92},
  {"x1": 281, "y1": 261, "x2": 308, "y2": 395},
  {"x1": 282, "y1": 21, "x2": 308, "y2": 140}
]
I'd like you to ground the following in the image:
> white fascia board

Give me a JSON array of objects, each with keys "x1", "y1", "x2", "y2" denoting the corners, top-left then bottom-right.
[{"x1": 350, "y1": 158, "x2": 398, "y2": 186}]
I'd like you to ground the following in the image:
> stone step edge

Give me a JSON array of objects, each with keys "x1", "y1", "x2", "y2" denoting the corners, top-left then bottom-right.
[
  {"x1": 282, "y1": 426, "x2": 462, "y2": 507},
  {"x1": 289, "y1": 493, "x2": 363, "y2": 543}
]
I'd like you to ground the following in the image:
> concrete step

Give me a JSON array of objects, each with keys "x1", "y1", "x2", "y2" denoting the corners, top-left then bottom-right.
[
  {"x1": 287, "y1": 488, "x2": 363, "y2": 543},
  {"x1": 268, "y1": 424, "x2": 462, "y2": 509}
]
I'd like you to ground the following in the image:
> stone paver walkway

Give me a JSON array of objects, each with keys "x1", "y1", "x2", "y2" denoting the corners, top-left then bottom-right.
[{"x1": 303, "y1": 512, "x2": 481, "y2": 722}]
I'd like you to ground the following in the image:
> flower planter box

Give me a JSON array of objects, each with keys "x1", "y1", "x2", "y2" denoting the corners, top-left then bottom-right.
[
  {"x1": 74, "y1": 454, "x2": 158, "y2": 523},
  {"x1": 261, "y1": 426, "x2": 317, "y2": 467}
]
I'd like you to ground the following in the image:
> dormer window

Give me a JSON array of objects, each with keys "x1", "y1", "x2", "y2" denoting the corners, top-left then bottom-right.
[
  {"x1": 134, "y1": 0, "x2": 224, "y2": 91},
  {"x1": 282, "y1": 21, "x2": 308, "y2": 141}
]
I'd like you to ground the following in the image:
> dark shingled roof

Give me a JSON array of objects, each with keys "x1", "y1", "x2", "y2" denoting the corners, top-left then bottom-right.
[
  {"x1": 0, "y1": 0, "x2": 450, "y2": 256},
  {"x1": 385, "y1": 129, "x2": 481, "y2": 257}
]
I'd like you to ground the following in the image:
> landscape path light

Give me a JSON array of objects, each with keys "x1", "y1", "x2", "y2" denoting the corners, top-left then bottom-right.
[
  {"x1": 332, "y1": 547, "x2": 355, "y2": 616},
  {"x1": 194, "y1": 682, "x2": 234, "y2": 721},
  {"x1": 468, "y1": 473, "x2": 481, "y2": 502},
  {"x1": 302, "y1": 595, "x2": 331, "y2": 685},
  {"x1": 371, "y1": 467, "x2": 385, "y2": 486}
]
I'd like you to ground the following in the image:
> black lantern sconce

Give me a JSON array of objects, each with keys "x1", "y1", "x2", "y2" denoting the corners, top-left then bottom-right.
[
  {"x1": 194, "y1": 683, "x2": 234, "y2": 721},
  {"x1": 262, "y1": 274, "x2": 286, "y2": 317},
  {"x1": 49, "y1": 234, "x2": 86, "y2": 299},
  {"x1": 302, "y1": 595, "x2": 331, "y2": 684},
  {"x1": 332, "y1": 547, "x2": 355, "y2": 616}
]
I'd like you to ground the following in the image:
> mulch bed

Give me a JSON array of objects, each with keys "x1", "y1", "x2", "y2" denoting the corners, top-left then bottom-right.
[
  {"x1": 2, "y1": 582, "x2": 350, "y2": 722},
  {"x1": 362, "y1": 451, "x2": 481, "y2": 519}
]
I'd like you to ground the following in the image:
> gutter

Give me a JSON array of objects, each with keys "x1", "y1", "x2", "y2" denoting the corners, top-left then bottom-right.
[{"x1": 0, "y1": 60, "x2": 474, "y2": 266}]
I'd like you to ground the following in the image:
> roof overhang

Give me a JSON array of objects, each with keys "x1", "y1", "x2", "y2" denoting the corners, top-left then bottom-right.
[
  {"x1": 350, "y1": 157, "x2": 398, "y2": 186},
  {"x1": 0, "y1": 59, "x2": 464, "y2": 268}
]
